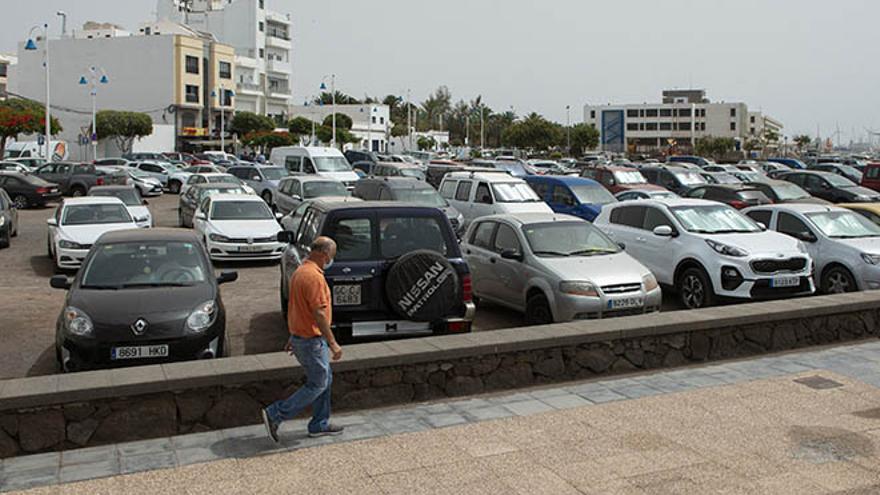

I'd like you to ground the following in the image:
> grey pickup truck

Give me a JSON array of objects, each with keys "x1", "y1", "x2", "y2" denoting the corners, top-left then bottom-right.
[{"x1": 33, "y1": 162, "x2": 126, "y2": 196}]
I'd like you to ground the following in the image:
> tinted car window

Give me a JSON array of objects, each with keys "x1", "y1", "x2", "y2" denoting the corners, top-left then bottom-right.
[
  {"x1": 551, "y1": 186, "x2": 576, "y2": 206},
  {"x1": 475, "y1": 183, "x2": 492, "y2": 204},
  {"x1": 530, "y1": 182, "x2": 550, "y2": 198},
  {"x1": 643, "y1": 207, "x2": 673, "y2": 231},
  {"x1": 804, "y1": 174, "x2": 827, "y2": 190},
  {"x1": 688, "y1": 187, "x2": 707, "y2": 199},
  {"x1": 746, "y1": 210, "x2": 772, "y2": 227},
  {"x1": 610, "y1": 205, "x2": 646, "y2": 229},
  {"x1": 455, "y1": 181, "x2": 472, "y2": 201},
  {"x1": 380, "y1": 216, "x2": 449, "y2": 258},
  {"x1": 470, "y1": 221, "x2": 496, "y2": 249},
  {"x1": 332, "y1": 218, "x2": 373, "y2": 261},
  {"x1": 439, "y1": 180, "x2": 457, "y2": 199},
  {"x1": 493, "y1": 224, "x2": 521, "y2": 254},
  {"x1": 777, "y1": 212, "x2": 812, "y2": 238}
]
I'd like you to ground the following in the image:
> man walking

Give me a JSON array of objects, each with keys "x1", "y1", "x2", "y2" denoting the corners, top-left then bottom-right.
[{"x1": 262, "y1": 236, "x2": 344, "y2": 442}]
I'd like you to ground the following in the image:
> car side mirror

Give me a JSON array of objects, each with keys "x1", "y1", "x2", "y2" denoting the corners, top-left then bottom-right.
[
  {"x1": 617, "y1": 242, "x2": 626, "y2": 250},
  {"x1": 500, "y1": 249, "x2": 523, "y2": 261},
  {"x1": 292, "y1": 195, "x2": 302, "y2": 201},
  {"x1": 821, "y1": 183, "x2": 831, "y2": 189},
  {"x1": 797, "y1": 231, "x2": 817, "y2": 243},
  {"x1": 50, "y1": 275, "x2": 71, "y2": 290},
  {"x1": 756, "y1": 222, "x2": 767, "y2": 230},
  {"x1": 275, "y1": 212, "x2": 284, "y2": 220},
  {"x1": 277, "y1": 231, "x2": 295, "y2": 244},
  {"x1": 252, "y1": 175, "x2": 262, "y2": 181},
  {"x1": 142, "y1": 200, "x2": 149, "y2": 205},
  {"x1": 47, "y1": 218, "x2": 57, "y2": 226},
  {"x1": 653, "y1": 225, "x2": 674, "y2": 237},
  {"x1": 217, "y1": 271, "x2": 238, "y2": 285},
  {"x1": 194, "y1": 211, "x2": 206, "y2": 220}
]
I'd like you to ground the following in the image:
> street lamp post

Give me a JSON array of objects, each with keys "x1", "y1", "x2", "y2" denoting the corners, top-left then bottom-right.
[
  {"x1": 480, "y1": 106, "x2": 484, "y2": 150},
  {"x1": 211, "y1": 86, "x2": 235, "y2": 153},
  {"x1": 79, "y1": 67, "x2": 108, "y2": 161},
  {"x1": 320, "y1": 74, "x2": 336, "y2": 148},
  {"x1": 566, "y1": 105, "x2": 571, "y2": 151},
  {"x1": 25, "y1": 24, "x2": 51, "y2": 160}
]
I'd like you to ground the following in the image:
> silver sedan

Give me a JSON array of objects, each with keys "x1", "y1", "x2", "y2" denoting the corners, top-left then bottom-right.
[{"x1": 462, "y1": 212, "x2": 661, "y2": 324}]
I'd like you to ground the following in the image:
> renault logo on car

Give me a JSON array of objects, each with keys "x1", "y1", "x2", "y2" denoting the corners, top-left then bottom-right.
[{"x1": 131, "y1": 318, "x2": 149, "y2": 336}]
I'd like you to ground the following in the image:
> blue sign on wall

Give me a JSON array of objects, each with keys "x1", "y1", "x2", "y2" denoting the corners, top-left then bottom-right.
[{"x1": 601, "y1": 110, "x2": 624, "y2": 153}]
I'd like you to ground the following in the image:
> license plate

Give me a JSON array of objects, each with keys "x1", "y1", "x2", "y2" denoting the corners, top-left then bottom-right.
[
  {"x1": 237, "y1": 245, "x2": 262, "y2": 252},
  {"x1": 770, "y1": 276, "x2": 800, "y2": 288},
  {"x1": 608, "y1": 296, "x2": 643, "y2": 309},
  {"x1": 333, "y1": 284, "x2": 361, "y2": 306},
  {"x1": 111, "y1": 345, "x2": 169, "y2": 360}
]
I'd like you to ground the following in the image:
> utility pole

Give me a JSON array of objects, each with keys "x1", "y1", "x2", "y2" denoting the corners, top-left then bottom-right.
[
  {"x1": 566, "y1": 105, "x2": 571, "y2": 151},
  {"x1": 480, "y1": 106, "x2": 484, "y2": 150},
  {"x1": 406, "y1": 89, "x2": 412, "y2": 150}
]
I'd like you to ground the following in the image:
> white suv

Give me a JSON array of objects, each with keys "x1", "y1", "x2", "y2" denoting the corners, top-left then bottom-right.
[
  {"x1": 593, "y1": 198, "x2": 815, "y2": 308},
  {"x1": 439, "y1": 170, "x2": 552, "y2": 229}
]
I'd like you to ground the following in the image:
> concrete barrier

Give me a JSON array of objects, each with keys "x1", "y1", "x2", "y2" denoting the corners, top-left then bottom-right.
[{"x1": 0, "y1": 291, "x2": 878, "y2": 457}]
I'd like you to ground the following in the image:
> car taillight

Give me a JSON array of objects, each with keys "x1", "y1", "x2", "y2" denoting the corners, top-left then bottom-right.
[
  {"x1": 96, "y1": 177, "x2": 105, "y2": 186},
  {"x1": 35, "y1": 187, "x2": 49, "y2": 194},
  {"x1": 462, "y1": 273, "x2": 473, "y2": 303},
  {"x1": 729, "y1": 200, "x2": 747, "y2": 209},
  {"x1": 447, "y1": 321, "x2": 469, "y2": 333}
]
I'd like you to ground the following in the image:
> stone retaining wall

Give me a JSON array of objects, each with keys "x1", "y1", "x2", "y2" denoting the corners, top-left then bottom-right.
[{"x1": 1, "y1": 292, "x2": 878, "y2": 457}]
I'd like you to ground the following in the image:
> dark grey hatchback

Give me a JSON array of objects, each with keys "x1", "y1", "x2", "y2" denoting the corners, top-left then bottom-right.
[{"x1": 50, "y1": 228, "x2": 237, "y2": 372}]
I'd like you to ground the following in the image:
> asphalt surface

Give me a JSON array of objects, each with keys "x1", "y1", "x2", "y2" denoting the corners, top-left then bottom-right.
[{"x1": 0, "y1": 193, "x2": 534, "y2": 379}]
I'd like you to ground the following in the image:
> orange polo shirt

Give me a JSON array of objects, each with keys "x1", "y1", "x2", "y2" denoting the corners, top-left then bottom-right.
[{"x1": 287, "y1": 260, "x2": 332, "y2": 338}]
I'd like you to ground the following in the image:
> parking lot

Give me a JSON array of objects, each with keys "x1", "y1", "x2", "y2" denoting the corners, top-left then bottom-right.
[{"x1": 0, "y1": 193, "x2": 540, "y2": 379}]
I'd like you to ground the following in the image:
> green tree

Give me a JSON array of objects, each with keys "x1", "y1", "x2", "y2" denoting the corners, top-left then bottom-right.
[
  {"x1": 0, "y1": 99, "x2": 62, "y2": 158},
  {"x1": 417, "y1": 135, "x2": 436, "y2": 151},
  {"x1": 315, "y1": 125, "x2": 357, "y2": 146},
  {"x1": 314, "y1": 91, "x2": 360, "y2": 105},
  {"x1": 242, "y1": 130, "x2": 295, "y2": 151},
  {"x1": 288, "y1": 116, "x2": 315, "y2": 136},
  {"x1": 420, "y1": 86, "x2": 452, "y2": 130},
  {"x1": 694, "y1": 136, "x2": 736, "y2": 160},
  {"x1": 229, "y1": 111, "x2": 274, "y2": 137},
  {"x1": 322, "y1": 113, "x2": 353, "y2": 130},
  {"x1": 568, "y1": 123, "x2": 600, "y2": 155},
  {"x1": 793, "y1": 134, "x2": 812, "y2": 151},
  {"x1": 501, "y1": 113, "x2": 561, "y2": 151},
  {"x1": 95, "y1": 110, "x2": 152, "y2": 154}
]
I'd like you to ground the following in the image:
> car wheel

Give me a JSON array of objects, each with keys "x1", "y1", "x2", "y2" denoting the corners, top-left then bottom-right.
[
  {"x1": 12, "y1": 195, "x2": 28, "y2": 210},
  {"x1": 47, "y1": 236, "x2": 53, "y2": 258},
  {"x1": 678, "y1": 267, "x2": 714, "y2": 309},
  {"x1": 0, "y1": 230, "x2": 9, "y2": 249},
  {"x1": 822, "y1": 266, "x2": 857, "y2": 294},
  {"x1": 280, "y1": 273, "x2": 289, "y2": 319},
  {"x1": 70, "y1": 186, "x2": 86, "y2": 197},
  {"x1": 525, "y1": 293, "x2": 553, "y2": 325},
  {"x1": 262, "y1": 191, "x2": 273, "y2": 207},
  {"x1": 169, "y1": 181, "x2": 181, "y2": 194}
]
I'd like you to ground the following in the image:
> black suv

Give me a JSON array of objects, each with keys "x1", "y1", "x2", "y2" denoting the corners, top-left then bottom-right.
[
  {"x1": 639, "y1": 166, "x2": 708, "y2": 196},
  {"x1": 353, "y1": 177, "x2": 464, "y2": 236},
  {"x1": 277, "y1": 200, "x2": 475, "y2": 341},
  {"x1": 778, "y1": 170, "x2": 880, "y2": 203},
  {"x1": 344, "y1": 150, "x2": 378, "y2": 166}
]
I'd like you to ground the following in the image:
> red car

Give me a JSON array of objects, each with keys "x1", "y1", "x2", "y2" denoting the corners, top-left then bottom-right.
[
  {"x1": 861, "y1": 162, "x2": 880, "y2": 192},
  {"x1": 579, "y1": 165, "x2": 666, "y2": 194}
]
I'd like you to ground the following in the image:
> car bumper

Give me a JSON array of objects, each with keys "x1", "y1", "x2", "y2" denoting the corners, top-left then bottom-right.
[
  {"x1": 207, "y1": 241, "x2": 285, "y2": 261},
  {"x1": 711, "y1": 262, "x2": 815, "y2": 300},
  {"x1": 140, "y1": 186, "x2": 164, "y2": 196},
  {"x1": 334, "y1": 301, "x2": 476, "y2": 338},
  {"x1": 554, "y1": 287, "x2": 662, "y2": 322},
  {"x1": 56, "y1": 247, "x2": 90, "y2": 269},
  {"x1": 59, "y1": 332, "x2": 222, "y2": 372}
]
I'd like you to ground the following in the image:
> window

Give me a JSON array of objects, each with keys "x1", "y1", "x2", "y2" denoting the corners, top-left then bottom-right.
[
  {"x1": 288, "y1": 180, "x2": 302, "y2": 197},
  {"x1": 185, "y1": 85, "x2": 199, "y2": 103},
  {"x1": 551, "y1": 186, "x2": 576, "y2": 207},
  {"x1": 259, "y1": 0, "x2": 264, "y2": 8},
  {"x1": 746, "y1": 210, "x2": 772, "y2": 227},
  {"x1": 380, "y1": 117, "x2": 385, "y2": 124},
  {"x1": 185, "y1": 55, "x2": 199, "y2": 74},
  {"x1": 302, "y1": 157, "x2": 316, "y2": 174},
  {"x1": 626, "y1": 109, "x2": 639, "y2": 118},
  {"x1": 219, "y1": 61, "x2": 231, "y2": 79},
  {"x1": 750, "y1": 116, "x2": 756, "y2": 124},
  {"x1": 677, "y1": 108, "x2": 691, "y2": 118},
  {"x1": 730, "y1": 108, "x2": 736, "y2": 117},
  {"x1": 730, "y1": 122, "x2": 736, "y2": 131},
  {"x1": 295, "y1": 210, "x2": 320, "y2": 250},
  {"x1": 284, "y1": 156, "x2": 301, "y2": 172},
  {"x1": 777, "y1": 212, "x2": 812, "y2": 239},
  {"x1": 590, "y1": 110, "x2": 596, "y2": 119},
  {"x1": 332, "y1": 218, "x2": 372, "y2": 261},
  {"x1": 750, "y1": 127, "x2": 756, "y2": 135},
  {"x1": 867, "y1": 167, "x2": 880, "y2": 179},
  {"x1": 439, "y1": 180, "x2": 457, "y2": 199},
  {"x1": 0, "y1": 64, "x2": 7, "y2": 78},
  {"x1": 493, "y1": 224, "x2": 521, "y2": 255},
  {"x1": 659, "y1": 108, "x2": 672, "y2": 117},
  {"x1": 645, "y1": 122, "x2": 658, "y2": 131},
  {"x1": 259, "y1": 48, "x2": 264, "y2": 59},
  {"x1": 529, "y1": 181, "x2": 550, "y2": 198},
  {"x1": 643, "y1": 207, "x2": 674, "y2": 231},
  {"x1": 455, "y1": 181, "x2": 472, "y2": 201},
  {"x1": 609, "y1": 205, "x2": 645, "y2": 229},
  {"x1": 645, "y1": 109, "x2": 658, "y2": 117},
  {"x1": 679, "y1": 122, "x2": 691, "y2": 131},
  {"x1": 380, "y1": 216, "x2": 449, "y2": 258},
  {"x1": 474, "y1": 183, "x2": 493, "y2": 204},
  {"x1": 259, "y1": 22, "x2": 265, "y2": 32},
  {"x1": 222, "y1": 89, "x2": 233, "y2": 106},
  {"x1": 639, "y1": 123, "x2": 645, "y2": 131},
  {"x1": 72, "y1": 165, "x2": 92, "y2": 175},
  {"x1": 626, "y1": 123, "x2": 638, "y2": 131},
  {"x1": 470, "y1": 222, "x2": 496, "y2": 249},
  {"x1": 659, "y1": 122, "x2": 672, "y2": 131},
  {"x1": 688, "y1": 187, "x2": 707, "y2": 199}
]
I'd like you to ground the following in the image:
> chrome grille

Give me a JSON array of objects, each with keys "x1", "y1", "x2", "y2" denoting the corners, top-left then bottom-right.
[
  {"x1": 226, "y1": 236, "x2": 277, "y2": 244},
  {"x1": 601, "y1": 283, "x2": 642, "y2": 294}
]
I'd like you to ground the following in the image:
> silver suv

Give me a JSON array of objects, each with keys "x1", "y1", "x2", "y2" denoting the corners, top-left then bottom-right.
[{"x1": 462, "y1": 212, "x2": 661, "y2": 324}]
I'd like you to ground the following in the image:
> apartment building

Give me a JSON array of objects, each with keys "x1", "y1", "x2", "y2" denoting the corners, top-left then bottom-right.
[
  {"x1": 583, "y1": 89, "x2": 783, "y2": 155},
  {"x1": 0, "y1": 54, "x2": 17, "y2": 100},
  {"x1": 156, "y1": 0, "x2": 292, "y2": 122}
]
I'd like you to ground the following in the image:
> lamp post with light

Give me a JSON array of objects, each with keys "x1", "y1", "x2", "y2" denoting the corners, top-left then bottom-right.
[
  {"x1": 210, "y1": 86, "x2": 235, "y2": 153},
  {"x1": 320, "y1": 74, "x2": 336, "y2": 148},
  {"x1": 24, "y1": 24, "x2": 51, "y2": 160},
  {"x1": 78, "y1": 67, "x2": 108, "y2": 161}
]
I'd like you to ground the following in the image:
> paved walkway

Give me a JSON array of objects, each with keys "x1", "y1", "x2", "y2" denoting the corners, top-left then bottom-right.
[{"x1": 6, "y1": 340, "x2": 880, "y2": 494}]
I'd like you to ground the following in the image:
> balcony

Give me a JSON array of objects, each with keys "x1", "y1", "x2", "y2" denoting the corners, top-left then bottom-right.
[
  {"x1": 266, "y1": 58, "x2": 290, "y2": 75},
  {"x1": 265, "y1": 11, "x2": 290, "y2": 25},
  {"x1": 237, "y1": 81, "x2": 261, "y2": 94},
  {"x1": 265, "y1": 33, "x2": 291, "y2": 50}
]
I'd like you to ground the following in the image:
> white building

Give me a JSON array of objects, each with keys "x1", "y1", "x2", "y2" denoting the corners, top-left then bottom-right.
[
  {"x1": 0, "y1": 53, "x2": 16, "y2": 100},
  {"x1": 388, "y1": 130, "x2": 450, "y2": 153},
  {"x1": 9, "y1": 28, "x2": 235, "y2": 158},
  {"x1": 73, "y1": 22, "x2": 131, "y2": 39},
  {"x1": 289, "y1": 103, "x2": 391, "y2": 152},
  {"x1": 156, "y1": 0, "x2": 292, "y2": 122},
  {"x1": 583, "y1": 89, "x2": 783, "y2": 155}
]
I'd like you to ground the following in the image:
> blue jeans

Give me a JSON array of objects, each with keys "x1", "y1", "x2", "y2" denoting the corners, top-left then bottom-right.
[{"x1": 266, "y1": 335, "x2": 332, "y2": 433}]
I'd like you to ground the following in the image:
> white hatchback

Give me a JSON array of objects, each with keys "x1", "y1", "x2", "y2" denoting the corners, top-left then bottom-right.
[
  {"x1": 47, "y1": 197, "x2": 138, "y2": 270},
  {"x1": 593, "y1": 198, "x2": 815, "y2": 309},
  {"x1": 193, "y1": 193, "x2": 284, "y2": 262}
]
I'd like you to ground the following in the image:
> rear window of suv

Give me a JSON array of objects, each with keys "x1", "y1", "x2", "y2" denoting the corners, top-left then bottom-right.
[{"x1": 328, "y1": 213, "x2": 453, "y2": 261}]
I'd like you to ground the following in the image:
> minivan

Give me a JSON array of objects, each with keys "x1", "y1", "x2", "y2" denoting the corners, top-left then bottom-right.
[
  {"x1": 439, "y1": 171, "x2": 552, "y2": 228},
  {"x1": 269, "y1": 146, "x2": 359, "y2": 188},
  {"x1": 524, "y1": 175, "x2": 617, "y2": 222},
  {"x1": 861, "y1": 163, "x2": 880, "y2": 192}
]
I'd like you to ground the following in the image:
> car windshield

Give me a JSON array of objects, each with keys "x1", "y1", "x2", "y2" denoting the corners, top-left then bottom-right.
[
  {"x1": 399, "y1": 168, "x2": 426, "y2": 180},
  {"x1": 304, "y1": 181, "x2": 347, "y2": 198},
  {"x1": 207, "y1": 175, "x2": 240, "y2": 184},
  {"x1": 496, "y1": 162, "x2": 529, "y2": 177},
  {"x1": 672, "y1": 171, "x2": 707, "y2": 185},
  {"x1": 806, "y1": 211, "x2": 880, "y2": 238},
  {"x1": 492, "y1": 182, "x2": 542, "y2": 202},
  {"x1": 612, "y1": 170, "x2": 646, "y2": 184},
  {"x1": 81, "y1": 241, "x2": 207, "y2": 289},
  {"x1": 129, "y1": 170, "x2": 153, "y2": 179},
  {"x1": 395, "y1": 188, "x2": 448, "y2": 207},
  {"x1": 651, "y1": 191, "x2": 678, "y2": 198},
  {"x1": 824, "y1": 174, "x2": 857, "y2": 187},
  {"x1": 670, "y1": 205, "x2": 761, "y2": 234},
  {"x1": 772, "y1": 183, "x2": 810, "y2": 200},
  {"x1": 314, "y1": 157, "x2": 353, "y2": 172},
  {"x1": 570, "y1": 185, "x2": 617, "y2": 205},
  {"x1": 260, "y1": 167, "x2": 287, "y2": 180},
  {"x1": 211, "y1": 200, "x2": 273, "y2": 220},
  {"x1": 62, "y1": 204, "x2": 133, "y2": 225},
  {"x1": 523, "y1": 222, "x2": 620, "y2": 257},
  {"x1": 710, "y1": 173, "x2": 740, "y2": 184},
  {"x1": 837, "y1": 165, "x2": 863, "y2": 180},
  {"x1": 90, "y1": 189, "x2": 141, "y2": 206},
  {"x1": 197, "y1": 187, "x2": 245, "y2": 202}
]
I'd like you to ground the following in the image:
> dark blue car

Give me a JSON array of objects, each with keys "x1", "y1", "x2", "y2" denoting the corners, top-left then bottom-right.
[
  {"x1": 768, "y1": 158, "x2": 807, "y2": 169},
  {"x1": 524, "y1": 175, "x2": 617, "y2": 222}
]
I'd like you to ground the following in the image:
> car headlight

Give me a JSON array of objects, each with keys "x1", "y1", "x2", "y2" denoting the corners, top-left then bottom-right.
[
  {"x1": 642, "y1": 273, "x2": 659, "y2": 292},
  {"x1": 862, "y1": 253, "x2": 880, "y2": 265},
  {"x1": 186, "y1": 300, "x2": 217, "y2": 334},
  {"x1": 63, "y1": 306, "x2": 94, "y2": 337},
  {"x1": 559, "y1": 281, "x2": 599, "y2": 297},
  {"x1": 209, "y1": 233, "x2": 231, "y2": 242},
  {"x1": 705, "y1": 239, "x2": 748, "y2": 257},
  {"x1": 59, "y1": 239, "x2": 88, "y2": 249},
  {"x1": 0, "y1": 216, "x2": 5, "y2": 227}
]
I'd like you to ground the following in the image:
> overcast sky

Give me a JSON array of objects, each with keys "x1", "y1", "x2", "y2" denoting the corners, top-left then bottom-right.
[{"x1": 3, "y1": 0, "x2": 879, "y2": 143}]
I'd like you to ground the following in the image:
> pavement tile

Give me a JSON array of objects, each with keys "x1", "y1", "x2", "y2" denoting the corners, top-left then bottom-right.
[
  {"x1": 170, "y1": 430, "x2": 225, "y2": 450},
  {"x1": 504, "y1": 399, "x2": 556, "y2": 416},
  {"x1": 447, "y1": 397, "x2": 492, "y2": 410},
  {"x1": 499, "y1": 468, "x2": 582, "y2": 495},
  {"x1": 486, "y1": 392, "x2": 534, "y2": 404},
  {"x1": 58, "y1": 459, "x2": 119, "y2": 484},
  {"x1": 796, "y1": 461, "x2": 880, "y2": 491},
  {"x1": 375, "y1": 415, "x2": 431, "y2": 435},
  {"x1": 116, "y1": 437, "x2": 173, "y2": 457},
  {"x1": 60, "y1": 445, "x2": 117, "y2": 466},
  {"x1": 528, "y1": 387, "x2": 574, "y2": 400},
  {"x1": 575, "y1": 387, "x2": 627, "y2": 404},
  {"x1": 461, "y1": 405, "x2": 516, "y2": 422},
  {"x1": 607, "y1": 383, "x2": 664, "y2": 399},
  {"x1": 334, "y1": 420, "x2": 386, "y2": 441},
  {"x1": 119, "y1": 451, "x2": 177, "y2": 474},
  {"x1": 345, "y1": 437, "x2": 424, "y2": 476},
  {"x1": 4, "y1": 452, "x2": 61, "y2": 473},
  {"x1": 752, "y1": 472, "x2": 829, "y2": 495},
  {"x1": 1, "y1": 467, "x2": 60, "y2": 492},
  {"x1": 423, "y1": 412, "x2": 468, "y2": 428},
  {"x1": 539, "y1": 393, "x2": 592, "y2": 410}
]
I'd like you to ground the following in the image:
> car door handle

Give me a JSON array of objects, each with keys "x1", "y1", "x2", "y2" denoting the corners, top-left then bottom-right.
[{"x1": 636, "y1": 236, "x2": 646, "y2": 242}]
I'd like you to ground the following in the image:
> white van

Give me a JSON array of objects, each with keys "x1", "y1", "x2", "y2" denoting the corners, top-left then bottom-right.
[
  {"x1": 439, "y1": 170, "x2": 552, "y2": 228},
  {"x1": 4, "y1": 140, "x2": 69, "y2": 161},
  {"x1": 269, "y1": 146, "x2": 359, "y2": 188}
]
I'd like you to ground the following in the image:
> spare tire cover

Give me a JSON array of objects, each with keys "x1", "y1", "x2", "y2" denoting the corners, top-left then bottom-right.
[{"x1": 385, "y1": 250, "x2": 460, "y2": 322}]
